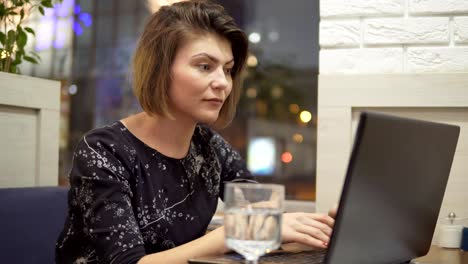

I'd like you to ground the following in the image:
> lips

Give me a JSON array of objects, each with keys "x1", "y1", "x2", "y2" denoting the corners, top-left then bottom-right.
[{"x1": 204, "y1": 98, "x2": 223, "y2": 103}]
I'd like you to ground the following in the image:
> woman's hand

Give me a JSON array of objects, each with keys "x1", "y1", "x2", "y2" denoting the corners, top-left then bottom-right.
[
  {"x1": 281, "y1": 212, "x2": 335, "y2": 249},
  {"x1": 328, "y1": 205, "x2": 338, "y2": 219}
]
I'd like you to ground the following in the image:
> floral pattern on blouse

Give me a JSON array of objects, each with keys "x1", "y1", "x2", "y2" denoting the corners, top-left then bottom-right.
[{"x1": 55, "y1": 122, "x2": 253, "y2": 264}]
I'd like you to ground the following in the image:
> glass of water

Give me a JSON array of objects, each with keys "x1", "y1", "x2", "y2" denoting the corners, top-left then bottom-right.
[{"x1": 224, "y1": 183, "x2": 284, "y2": 264}]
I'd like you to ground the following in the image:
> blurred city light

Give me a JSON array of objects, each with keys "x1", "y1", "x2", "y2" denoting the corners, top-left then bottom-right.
[
  {"x1": 299, "y1": 110, "x2": 312, "y2": 123},
  {"x1": 271, "y1": 85, "x2": 283, "y2": 99},
  {"x1": 268, "y1": 31, "x2": 280, "y2": 42},
  {"x1": 289, "y1": 104, "x2": 299, "y2": 114},
  {"x1": 292, "y1": 133, "x2": 303, "y2": 143},
  {"x1": 68, "y1": 84, "x2": 78, "y2": 95},
  {"x1": 247, "y1": 54, "x2": 258, "y2": 67},
  {"x1": 147, "y1": 0, "x2": 188, "y2": 13},
  {"x1": 248, "y1": 32, "x2": 261, "y2": 44},
  {"x1": 246, "y1": 87, "x2": 257, "y2": 98},
  {"x1": 281, "y1": 152, "x2": 293, "y2": 163}
]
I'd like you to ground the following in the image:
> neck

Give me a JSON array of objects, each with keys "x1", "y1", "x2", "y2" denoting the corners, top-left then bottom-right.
[{"x1": 122, "y1": 112, "x2": 196, "y2": 159}]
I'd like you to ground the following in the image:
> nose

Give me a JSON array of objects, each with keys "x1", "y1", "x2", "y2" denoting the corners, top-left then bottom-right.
[{"x1": 211, "y1": 67, "x2": 230, "y2": 90}]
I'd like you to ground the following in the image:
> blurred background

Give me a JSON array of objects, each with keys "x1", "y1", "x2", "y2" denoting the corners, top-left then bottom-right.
[{"x1": 17, "y1": 0, "x2": 319, "y2": 201}]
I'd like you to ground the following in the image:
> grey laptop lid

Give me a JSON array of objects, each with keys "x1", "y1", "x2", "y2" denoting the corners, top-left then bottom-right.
[{"x1": 325, "y1": 112, "x2": 460, "y2": 264}]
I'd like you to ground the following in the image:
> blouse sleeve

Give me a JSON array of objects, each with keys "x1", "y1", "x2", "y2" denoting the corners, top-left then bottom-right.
[
  {"x1": 206, "y1": 128, "x2": 257, "y2": 200},
  {"x1": 69, "y1": 129, "x2": 145, "y2": 264}
]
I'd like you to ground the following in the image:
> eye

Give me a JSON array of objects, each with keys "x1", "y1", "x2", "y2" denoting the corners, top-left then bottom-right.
[
  {"x1": 224, "y1": 68, "x2": 233, "y2": 75},
  {"x1": 198, "y1": 64, "x2": 211, "y2": 71}
]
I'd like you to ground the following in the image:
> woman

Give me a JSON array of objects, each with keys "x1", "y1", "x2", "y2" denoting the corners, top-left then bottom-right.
[{"x1": 56, "y1": 1, "x2": 335, "y2": 263}]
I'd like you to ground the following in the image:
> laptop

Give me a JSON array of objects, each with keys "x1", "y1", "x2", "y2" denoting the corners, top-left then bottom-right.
[{"x1": 189, "y1": 111, "x2": 460, "y2": 264}]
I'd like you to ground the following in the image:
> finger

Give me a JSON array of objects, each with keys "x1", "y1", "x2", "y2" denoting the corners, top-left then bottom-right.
[
  {"x1": 293, "y1": 222, "x2": 330, "y2": 243},
  {"x1": 328, "y1": 206, "x2": 338, "y2": 219},
  {"x1": 299, "y1": 217, "x2": 333, "y2": 237},
  {"x1": 309, "y1": 214, "x2": 335, "y2": 228},
  {"x1": 288, "y1": 232, "x2": 328, "y2": 249}
]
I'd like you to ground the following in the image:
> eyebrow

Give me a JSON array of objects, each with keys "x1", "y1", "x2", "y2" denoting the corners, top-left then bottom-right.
[{"x1": 192, "y1": 53, "x2": 234, "y2": 65}]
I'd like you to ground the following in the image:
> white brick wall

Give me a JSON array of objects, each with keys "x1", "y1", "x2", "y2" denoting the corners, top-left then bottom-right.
[
  {"x1": 320, "y1": 48, "x2": 403, "y2": 73},
  {"x1": 320, "y1": 21, "x2": 361, "y2": 47},
  {"x1": 407, "y1": 47, "x2": 468, "y2": 72},
  {"x1": 320, "y1": 0, "x2": 404, "y2": 18},
  {"x1": 409, "y1": 0, "x2": 468, "y2": 15},
  {"x1": 365, "y1": 18, "x2": 449, "y2": 45},
  {"x1": 320, "y1": 0, "x2": 468, "y2": 73},
  {"x1": 454, "y1": 17, "x2": 468, "y2": 43},
  {"x1": 318, "y1": 0, "x2": 468, "y2": 247}
]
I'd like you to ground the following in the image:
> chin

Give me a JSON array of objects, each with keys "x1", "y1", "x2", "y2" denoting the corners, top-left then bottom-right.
[{"x1": 195, "y1": 112, "x2": 220, "y2": 124}]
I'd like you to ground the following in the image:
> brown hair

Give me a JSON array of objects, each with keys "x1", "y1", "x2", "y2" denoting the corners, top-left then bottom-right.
[{"x1": 132, "y1": 0, "x2": 249, "y2": 128}]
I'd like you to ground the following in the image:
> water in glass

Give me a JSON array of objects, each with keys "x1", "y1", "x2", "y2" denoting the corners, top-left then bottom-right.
[
  {"x1": 225, "y1": 207, "x2": 282, "y2": 260},
  {"x1": 223, "y1": 183, "x2": 284, "y2": 264}
]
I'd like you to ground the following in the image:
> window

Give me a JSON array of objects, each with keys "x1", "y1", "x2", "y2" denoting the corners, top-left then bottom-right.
[{"x1": 217, "y1": 0, "x2": 319, "y2": 200}]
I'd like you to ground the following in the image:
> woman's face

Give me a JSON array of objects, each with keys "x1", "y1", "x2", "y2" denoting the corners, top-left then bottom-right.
[{"x1": 169, "y1": 33, "x2": 234, "y2": 125}]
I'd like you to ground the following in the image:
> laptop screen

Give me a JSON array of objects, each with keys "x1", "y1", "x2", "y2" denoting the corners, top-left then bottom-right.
[{"x1": 326, "y1": 112, "x2": 460, "y2": 264}]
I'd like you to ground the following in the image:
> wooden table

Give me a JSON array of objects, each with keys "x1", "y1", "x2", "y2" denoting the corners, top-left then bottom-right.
[
  {"x1": 191, "y1": 243, "x2": 468, "y2": 264},
  {"x1": 280, "y1": 244, "x2": 468, "y2": 264},
  {"x1": 413, "y1": 246, "x2": 468, "y2": 264}
]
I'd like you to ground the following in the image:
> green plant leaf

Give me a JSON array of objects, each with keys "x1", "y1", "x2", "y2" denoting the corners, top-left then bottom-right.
[
  {"x1": 29, "y1": 51, "x2": 41, "y2": 60},
  {"x1": 41, "y1": 0, "x2": 53, "y2": 8},
  {"x1": 0, "y1": 32, "x2": 5, "y2": 45},
  {"x1": 38, "y1": 6, "x2": 44, "y2": 15},
  {"x1": 24, "y1": 55, "x2": 39, "y2": 64},
  {"x1": 20, "y1": 8, "x2": 24, "y2": 19},
  {"x1": 7, "y1": 30, "x2": 16, "y2": 47},
  {"x1": 17, "y1": 30, "x2": 27, "y2": 48},
  {"x1": 12, "y1": 54, "x2": 22, "y2": 65},
  {"x1": 24, "y1": 27, "x2": 35, "y2": 36},
  {"x1": 0, "y1": 3, "x2": 6, "y2": 18},
  {"x1": 12, "y1": 65, "x2": 18, "y2": 73},
  {"x1": 15, "y1": 49, "x2": 25, "y2": 57}
]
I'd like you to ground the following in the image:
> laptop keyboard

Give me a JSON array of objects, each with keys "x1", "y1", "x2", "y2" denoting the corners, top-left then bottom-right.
[
  {"x1": 216, "y1": 249, "x2": 327, "y2": 264},
  {"x1": 259, "y1": 250, "x2": 326, "y2": 264}
]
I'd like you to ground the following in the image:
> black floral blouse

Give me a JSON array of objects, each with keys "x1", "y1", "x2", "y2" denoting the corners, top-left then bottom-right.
[{"x1": 55, "y1": 122, "x2": 254, "y2": 264}]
